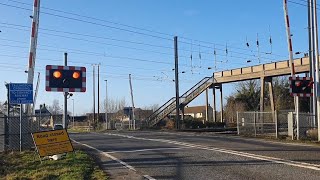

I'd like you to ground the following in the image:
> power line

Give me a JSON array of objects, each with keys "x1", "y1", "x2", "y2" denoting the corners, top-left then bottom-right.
[
  {"x1": 7, "y1": 0, "x2": 175, "y2": 38},
  {"x1": 0, "y1": 1, "x2": 288, "y2": 61},
  {"x1": 0, "y1": 2, "x2": 173, "y2": 41}
]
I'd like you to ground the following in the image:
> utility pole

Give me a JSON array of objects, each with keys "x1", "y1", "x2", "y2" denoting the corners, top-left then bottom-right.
[
  {"x1": 104, "y1": 80, "x2": 108, "y2": 130},
  {"x1": 97, "y1": 64, "x2": 100, "y2": 126},
  {"x1": 129, "y1": 74, "x2": 135, "y2": 130},
  {"x1": 313, "y1": 0, "x2": 320, "y2": 141},
  {"x1": 174, "y1": 36, "x2": 180, "y2": 130},
  {"x1": 308, "y1": 0, "x2": 316, "y2": 125},
  {"x1": 63, "y1": 52, "x2": 68, "y2": 129},
  {"x1": 92, "y1": 64, "x2": 96, "y2": 130}
]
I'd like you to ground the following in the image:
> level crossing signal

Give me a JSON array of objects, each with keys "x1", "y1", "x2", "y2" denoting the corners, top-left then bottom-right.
[
  {"x1": 46, "y1": 65, "x2": 86, "y2": 92},
  {"x1": 289, "y1": 76, "x2": 313, "y2": 97}
]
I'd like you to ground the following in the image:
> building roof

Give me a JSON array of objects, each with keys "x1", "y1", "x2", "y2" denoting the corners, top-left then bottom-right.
[
  {"x1": 184, "y1": 105, "x2": 212, "y2": 114},
  {"x1": 35, "y1": 105, "x2": 51, "y2": 115}
]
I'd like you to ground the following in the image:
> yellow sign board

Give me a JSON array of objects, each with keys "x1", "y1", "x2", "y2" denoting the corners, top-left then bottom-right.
[{"x1": 32, "y1": 129, "x2": 74, "y2": 157}]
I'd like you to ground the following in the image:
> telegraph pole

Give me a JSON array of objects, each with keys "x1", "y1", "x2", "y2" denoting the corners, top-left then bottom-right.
[
  {"x1": 174, "y1": 36, "x2": 180, "y2": 130},
  {"x1": 308, "y1": 0, "x2": 316, "y2": 125},
  {"x1": 313, "y1": 0, "x2": 320, "y2": 141},
  {"x1": 63, "y1": 52, "x2": 68, "y2": 129},
  {"x1": 104, "y1": 80, "x2": 108, "y2": 129},
  {"x1": 92, "y1": 65, "x2": 96, "y2": 130},
  {"x1": 129, "y1": 74, "x2": 135, "y2": 130},
  {"x1": 97, "y1": 64, "x2": 100, "y2": 125}
]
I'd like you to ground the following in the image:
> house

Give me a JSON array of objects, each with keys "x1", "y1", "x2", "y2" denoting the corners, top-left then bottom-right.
[
  {"x1": 115, "y1": 107, "x2": 153, "y2": 121},
  {"x1": 34, "y1": 104, "x2": 52, "y2": 126},
  {"x1": 171, "y1": 105, "x2": 213, "y2": 120},
  {"x1": 185, "y1": 105, "x2": 213, "y2": 119}
]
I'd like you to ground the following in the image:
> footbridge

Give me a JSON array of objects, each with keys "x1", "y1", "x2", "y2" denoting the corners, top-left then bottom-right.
[{"x1": 146, "y1": 56, "x2": 311, "y2": 127}]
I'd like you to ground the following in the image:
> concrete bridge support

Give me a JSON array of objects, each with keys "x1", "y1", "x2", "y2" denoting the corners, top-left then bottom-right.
[
  {"x1": 205, "y1": 89, "x2": 209, "y2": 122},
  {"x1": 212, "y1": 85, "x2": 216, "y2": 122},
  {"x1": 210, "y1": 83, "x2": 223, "y2": 123},
  {"x1": 220, "y1": 84, "x2": 224, "y2": 123}
]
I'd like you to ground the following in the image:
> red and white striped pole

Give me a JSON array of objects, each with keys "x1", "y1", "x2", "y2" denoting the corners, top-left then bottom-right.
[
  {"x1": 284, "y1": 0, "x2": 299, "y2": 139},
  {"x1": 27, "y1": 0, "x2": 40, "y2": 85},
  {"x1": 26, "y1": 0, "x2": 40, "y2": 114},
  {"x1": 283, "y1": 0, "x2": 296, "y2": 76}
]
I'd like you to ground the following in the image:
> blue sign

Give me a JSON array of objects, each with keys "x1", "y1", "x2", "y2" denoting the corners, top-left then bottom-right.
[{"x1": 9, "y1": 83, "x2": 33, "y2": 104}]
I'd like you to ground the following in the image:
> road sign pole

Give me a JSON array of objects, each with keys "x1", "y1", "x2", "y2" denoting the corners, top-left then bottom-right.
[{"x1": 63, "y1": 53, "x2": 68, "y2": 129}]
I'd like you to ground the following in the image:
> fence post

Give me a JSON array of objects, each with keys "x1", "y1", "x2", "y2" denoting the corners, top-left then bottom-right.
[
  {"x1": 237, "y1": 111, "x2": 239, "y2": 135},
  {"x1": 254, "y1": 111, "x2": 257, "y2": 137},
  {"x1": 296, "y1": 111, "x2": 299, "y2": 140},
  {"x1": 275, "y1": 110, "x2": 278, "y2": 139}
]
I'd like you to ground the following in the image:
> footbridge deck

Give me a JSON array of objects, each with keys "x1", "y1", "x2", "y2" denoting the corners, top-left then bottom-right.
[{"x1": 214, "y1": 57, "x2": 310, "y2": 84}]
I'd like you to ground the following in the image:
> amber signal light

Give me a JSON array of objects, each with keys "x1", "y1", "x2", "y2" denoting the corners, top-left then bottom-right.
[
  {"x1": 53, "y1": 71, "x2": 62, "y2": 79},
  {"x1": 73, "y1": 71, "x2": 80, "y2": 79}
]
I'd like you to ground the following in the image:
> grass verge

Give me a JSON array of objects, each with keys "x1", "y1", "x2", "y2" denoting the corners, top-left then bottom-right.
[{"x1": 0, "y1": 150, "x2": 108, "y2": 180}]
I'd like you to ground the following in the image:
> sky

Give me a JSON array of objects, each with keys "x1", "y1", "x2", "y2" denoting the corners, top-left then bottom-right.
[{"x1": 0, "y1": 0, "x2": 312, "y2": 115}]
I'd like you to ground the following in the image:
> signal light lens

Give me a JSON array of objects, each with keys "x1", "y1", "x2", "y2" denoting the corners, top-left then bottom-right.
[
  {"x1": 73, "y1": 71, "x2": 80, "y2": 79},
  {"x1": 53, "y1": 71, "x2": 62, "y2": 79}
]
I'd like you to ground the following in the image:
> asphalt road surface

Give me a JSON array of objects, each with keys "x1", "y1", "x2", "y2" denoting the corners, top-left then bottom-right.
[{"x1": 71, "y1": 131, "x2": 320, "y2": 180}]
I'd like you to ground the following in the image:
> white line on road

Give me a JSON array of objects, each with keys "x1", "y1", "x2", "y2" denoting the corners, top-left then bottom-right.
[
  {"x1": 72, "y1": 139, "x2": 137, "y2": 171},
  {"x1": 72, "y1": 139, "x2": 158, "y2": 179},
  {"x1": 156, "y1": 131, "x2": 320, "y2": 148},
  {"x1": 104, "y1": 133, "x2": 320, "y2": 171},
  {"x1": 143, "y1": 175, "x2": 157, "y2": 180},
  {"x1": 106, "y1": 147, "x2": 190, "y2": 154}
]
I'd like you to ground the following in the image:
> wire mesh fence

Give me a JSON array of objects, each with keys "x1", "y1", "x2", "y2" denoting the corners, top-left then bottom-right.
[
  {"x1": 293, "y1": 112, "x2": 317, "y2": 140},
  {"x1": 237, "y1": 111, "x2": 277, "y2": 138},
  {"x1": 237, "y1": 111, "x2": 318, "y2": 141},
  {"x1": 0, "y1": 114, "x2": 62, "y2": 151}
]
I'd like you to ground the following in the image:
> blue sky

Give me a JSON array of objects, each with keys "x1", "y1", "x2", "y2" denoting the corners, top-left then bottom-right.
[{"x1": 0, "y1": 0, "x2": 310, "y2": 114}]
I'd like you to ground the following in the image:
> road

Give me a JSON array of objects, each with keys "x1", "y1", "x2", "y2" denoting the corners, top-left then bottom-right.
[{"x1": 71, "y1": 131, "x2": 320, "y2": 180}]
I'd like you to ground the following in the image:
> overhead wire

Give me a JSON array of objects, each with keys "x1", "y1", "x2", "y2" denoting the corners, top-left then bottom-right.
[{"x1": 0, "y1": 1, "x2": 286, "y2": 62}]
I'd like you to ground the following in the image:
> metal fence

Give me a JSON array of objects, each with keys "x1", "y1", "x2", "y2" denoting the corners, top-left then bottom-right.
[
  {"x1": 237, "y1": 111, "x2": 277, "y2": 138},
  {"x1": 237, "y1": 111, "x2": 318, "y2": 141},
  {"x1": 0, "y1": 114, "x2": 62, "y2": 151}
]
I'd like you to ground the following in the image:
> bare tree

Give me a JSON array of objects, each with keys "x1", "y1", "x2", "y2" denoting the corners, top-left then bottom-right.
[
  {"x1": 48, "y1": 99, "x2": 63, "y2": 115},
  {"x1": 103, "y1": 97, "x2": 127, "y2": 113},
  {"x1": 142, "y1": 104, "x2": 160, "y2": 112}
]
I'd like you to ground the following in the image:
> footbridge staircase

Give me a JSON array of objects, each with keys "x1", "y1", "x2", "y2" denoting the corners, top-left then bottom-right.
[{"x1": 146, "y1": 76, "x2": 214, "y2": 127}]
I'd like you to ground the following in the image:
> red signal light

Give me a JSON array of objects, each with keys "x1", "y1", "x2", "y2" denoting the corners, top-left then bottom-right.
[
  {"x1": 72, "y1": 71, "x2": 80, "y2": 79},
  {"x1": 295, "y1": 81, "x2": 301, "y2": 87},
  {"x1": 53, "y1": 71, "x2": 62, "y2": 79}
]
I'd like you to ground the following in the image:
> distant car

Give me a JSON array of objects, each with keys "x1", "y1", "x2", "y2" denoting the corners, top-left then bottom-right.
[{"x1": 53, "y1": 124, "x2": 64, "y2": 130}]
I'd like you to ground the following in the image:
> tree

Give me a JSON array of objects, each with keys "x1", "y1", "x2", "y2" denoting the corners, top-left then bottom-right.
[
  {"x1": 224, "y1": 96, "x2": 246, "y2": 124},
  {"x1": 48, "y1": 99, "x2": 63, "y2": 115},
  {"x1": 142, "y1": 104, "x2": 160, "y2": 112},
  {"x1": 102, "y1": 97, "x2": 127, "y2": 113},
  {"x1": 234, "y1": 80, "x2": 260, "y2": 111}
]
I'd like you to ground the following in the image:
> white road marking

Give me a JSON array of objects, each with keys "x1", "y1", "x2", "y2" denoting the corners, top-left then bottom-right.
[
  {"x1": 156, "y1": 131, "x2": 320, "y2": 148},
  {"x1": 104, "y1": 133, "x2": 320, "y2": 171},
  {"x1": 72, "y1": 139, "x2": 136, "y2": 171},
  {"x1": 72, "y1": 139, "x2": 157, "y2": 180},
  {"x1": 106, "y1": 147, "x2": 190, "y2": 154},
  {"x1": 143, "y1": 175, "x2": 156, "y2": 180}
]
